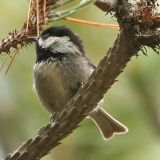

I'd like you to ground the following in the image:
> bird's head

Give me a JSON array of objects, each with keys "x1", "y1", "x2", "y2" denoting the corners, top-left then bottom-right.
[{"x1": 30, "y1": 26, "x2": 85, "y2": 62}]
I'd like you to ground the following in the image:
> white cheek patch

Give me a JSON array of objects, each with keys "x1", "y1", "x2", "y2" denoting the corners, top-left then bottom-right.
[
  {"x1": 38, "y1": 37, "x2": 57, "y2": 48},
  {"x1": 38, "y1": 36, "x2": 81, "y2": 55},
  {"x1": 38, "y1": 36, "x2": 70, "y2": 49}
]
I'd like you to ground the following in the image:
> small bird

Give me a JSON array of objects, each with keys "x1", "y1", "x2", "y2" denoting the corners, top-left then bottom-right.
[{"x1": 32, "y1": 26, "x2": 128, "y2": 139}]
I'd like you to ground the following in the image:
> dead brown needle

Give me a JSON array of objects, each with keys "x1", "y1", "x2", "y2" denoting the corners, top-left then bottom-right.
[
  {"x1": 36, "y1": 0, "x2": 40, "y2": 37},
  {"x1": 26, "y1": 0, "x2": 32, "y2": 33},
  {"x1": 43, "y1": 0, "x2": 47, "y2": 28}
]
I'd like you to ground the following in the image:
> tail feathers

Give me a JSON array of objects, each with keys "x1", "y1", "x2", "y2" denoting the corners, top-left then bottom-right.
[{"x1": 90, "y1": 108, "x2": 128, "y2": 140}]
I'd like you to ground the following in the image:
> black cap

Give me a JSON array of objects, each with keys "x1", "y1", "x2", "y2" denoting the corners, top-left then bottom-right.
[{"x1": 40, "y1": 26, "x2": 84, "y2": 54}]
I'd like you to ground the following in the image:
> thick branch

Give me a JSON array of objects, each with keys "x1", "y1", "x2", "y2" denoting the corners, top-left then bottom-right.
[{"x1": 4, "y1": 30, "x2": 139, "y2": 160}]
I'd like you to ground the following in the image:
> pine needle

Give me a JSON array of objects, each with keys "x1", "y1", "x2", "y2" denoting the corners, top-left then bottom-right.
[{"x1": 66, "y1": 17, "x2": 119, "y2": 29}]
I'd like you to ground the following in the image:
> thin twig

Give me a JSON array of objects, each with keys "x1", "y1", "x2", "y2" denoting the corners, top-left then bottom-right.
[{"x1": 5, "y1": 51, "x2": 17, "y2": 75}]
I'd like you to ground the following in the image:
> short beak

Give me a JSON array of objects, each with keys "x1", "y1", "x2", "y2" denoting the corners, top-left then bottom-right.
[{"x1": 28, "y1": 37, "x2": 38, "y2": 42}]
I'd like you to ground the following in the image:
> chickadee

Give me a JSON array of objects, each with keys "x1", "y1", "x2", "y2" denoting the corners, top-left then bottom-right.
[{"x1": 32, "y1": 26, "x2": 128, "y2": 139}]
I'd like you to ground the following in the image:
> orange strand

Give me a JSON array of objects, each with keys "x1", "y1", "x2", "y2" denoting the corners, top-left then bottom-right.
[{"x1": 66, "y1": 17, "x2": 119, "y2": 29}]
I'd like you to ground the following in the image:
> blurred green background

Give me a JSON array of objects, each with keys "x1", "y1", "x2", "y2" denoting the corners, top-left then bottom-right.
[{"x1": 0, "y1": 1, "x2": 160, "y2": 160}]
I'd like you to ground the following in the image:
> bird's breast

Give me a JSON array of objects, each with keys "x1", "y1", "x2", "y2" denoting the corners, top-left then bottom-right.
[{"x1": 33, "y1": 59, "x2": 81, "y2": 113}]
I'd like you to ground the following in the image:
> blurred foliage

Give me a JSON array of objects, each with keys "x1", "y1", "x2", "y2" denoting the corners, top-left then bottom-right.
[{"x1": 0, "y1": 1, "x2": 160, "y2": 160}]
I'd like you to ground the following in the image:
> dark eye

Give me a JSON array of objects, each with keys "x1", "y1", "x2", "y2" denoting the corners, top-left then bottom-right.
[{"x1": 42, "y1": 34, "x2": 49, "y2": 39}]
